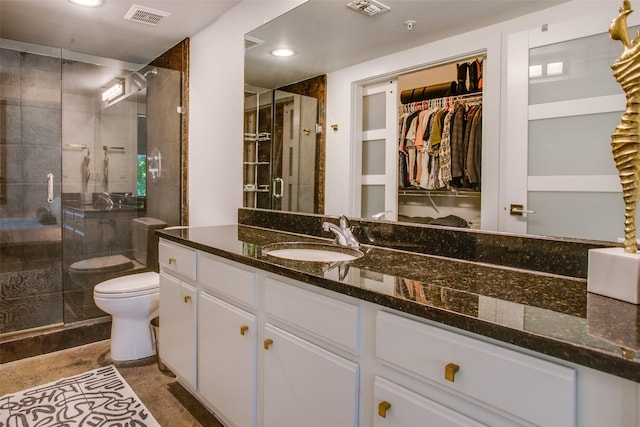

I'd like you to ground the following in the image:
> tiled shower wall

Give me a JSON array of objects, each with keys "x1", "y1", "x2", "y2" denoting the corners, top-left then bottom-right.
[{"x1": 0, "y1": 47, "x2": 64, "y2": 335}]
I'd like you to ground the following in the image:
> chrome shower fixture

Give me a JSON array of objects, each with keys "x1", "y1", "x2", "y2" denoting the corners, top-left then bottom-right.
[{"x1": 131, "y1": 68, "x2": 158, "y2": 88}]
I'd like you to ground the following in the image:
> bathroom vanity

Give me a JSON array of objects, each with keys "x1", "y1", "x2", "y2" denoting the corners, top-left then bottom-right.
[{"x1": 157, "y1": 219, "x2": 640, "y2": 427}]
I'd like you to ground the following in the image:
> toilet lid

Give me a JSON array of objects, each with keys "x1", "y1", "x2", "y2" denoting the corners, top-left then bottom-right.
[
  {"x1": 70, "y1": 255, "x2": 134, "y2": 273},
  {"x1": 94, "y1": 271, "x2": 159, "y2": 295}
]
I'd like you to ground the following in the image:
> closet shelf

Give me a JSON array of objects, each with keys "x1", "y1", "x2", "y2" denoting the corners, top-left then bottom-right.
[
  {"x1": 243, "y1": 162, "x2": 271, "y2": 166},
  {"x1": 398, "y1": 189, "x2": 480, "y2": 198}
]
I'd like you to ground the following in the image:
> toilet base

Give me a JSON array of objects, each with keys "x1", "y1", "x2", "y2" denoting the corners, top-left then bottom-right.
[{"x1": 110, "y1": 317, "x2": 155, "y2": 361}]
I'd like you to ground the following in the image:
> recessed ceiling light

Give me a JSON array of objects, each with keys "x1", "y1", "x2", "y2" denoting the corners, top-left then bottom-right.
[
  {"x1": 69, "y1": 0, "x2": 103, "y2": 7},
  {"x1": 270, "y1": 48, "x2": 295, "y2": 57}
]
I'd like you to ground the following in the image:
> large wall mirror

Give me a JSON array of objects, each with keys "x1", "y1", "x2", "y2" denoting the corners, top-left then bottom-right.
[{"x1": 244, "y1": 0, "x2": 639, "y2": 245}]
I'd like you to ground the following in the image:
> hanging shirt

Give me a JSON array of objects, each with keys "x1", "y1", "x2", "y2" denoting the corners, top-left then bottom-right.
[
  {"x1": 439, "y1": 105, "x2": 456, "y2": 186},
  {"x1": 466, "y1": 106, "x2": 482, "y2": 185},
  {"x1": 450, "y1": 105, "x2": 467, "y2": 180}
]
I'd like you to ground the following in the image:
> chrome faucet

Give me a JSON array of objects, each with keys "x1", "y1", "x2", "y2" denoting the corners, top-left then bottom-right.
[{"x1": 322, "y1": 215, "x2": 360, "y2": 248}]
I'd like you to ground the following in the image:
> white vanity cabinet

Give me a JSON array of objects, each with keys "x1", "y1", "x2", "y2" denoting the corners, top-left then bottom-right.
[
  {"x1": 262, "y1": 277, "x2": 360, "y2": 427},
  {"x1": 262, "y1": 323, "x2": 359, "y2": 427},
  {"x1": 197, "y1": 252, "x2": 258, "y2": 427},
  {"x1": 198, "y1": 292, "x2": 257, "y2": 427},
  {"x1": 373, "y1": 376, "x2": 487, "y2": 427},
  {"x1": 375, "y1": 310, "x2": 576, "y2": 426},
  {"x1": 158, "y1": 240, "x2": 198, "y2": 389},
  {"x1": 157, "y1": 239, "x2": 638, "y2": 427}
]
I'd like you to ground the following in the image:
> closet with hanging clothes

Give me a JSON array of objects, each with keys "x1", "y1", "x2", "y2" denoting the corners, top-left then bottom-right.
[{"x1": 397, "y1": 57, "x2": 484, "y2": 228}]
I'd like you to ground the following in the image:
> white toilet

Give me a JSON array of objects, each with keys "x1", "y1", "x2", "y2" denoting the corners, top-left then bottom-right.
[
  {"x1": 94, "y1": 271, "x2": 160, "y2": 361},
  {"x1": 80, "y1": 217, "x2": 167, "y2": 362}
]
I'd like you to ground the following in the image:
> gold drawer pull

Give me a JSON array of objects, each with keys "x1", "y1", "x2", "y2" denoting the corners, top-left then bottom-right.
[
  {"x1": 184, "y1": 295, "x2": 191, "y2": 303},
  {"x1": 378, "y1": 401, "x2": 391, "y2": 418},
  {"x1": 264, "y1": 338, "x2": 273, "y2": 350},
  {"x1": 240, "y1": 325, "x2": 249, "y2": 336},
  {"x1": 168, "y1": 257, "x2": 176, "y2": 265},
  {"x1": 445, "y1": 362, "x2": 460, "y2": 382}
]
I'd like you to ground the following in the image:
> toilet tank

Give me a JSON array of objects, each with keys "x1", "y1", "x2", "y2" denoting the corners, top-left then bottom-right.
[{"x1": 132, "y1": 217, "x2": 167, "y2": 271}]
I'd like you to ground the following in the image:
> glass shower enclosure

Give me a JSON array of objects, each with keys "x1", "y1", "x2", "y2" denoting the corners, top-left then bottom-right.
[
  {"x1": 243, "y1": 87, "x2": 318, "y2": 213},
  {"x1": 0, "y1": 40, "x2": 181, "y2": 336}
]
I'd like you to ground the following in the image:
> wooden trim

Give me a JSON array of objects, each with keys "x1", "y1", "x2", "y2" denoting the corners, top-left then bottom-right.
[{"x1": 150, "y1": 37, "x2": 190, "y2": 226}]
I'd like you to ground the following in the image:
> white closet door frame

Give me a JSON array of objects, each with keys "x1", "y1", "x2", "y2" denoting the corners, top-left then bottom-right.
[
  {"x1": 352, "y1": 80, "x2": 398, "y2": 220},
  {"x1": 500, "y1": 12, "x2": 640, "y2": 236}
]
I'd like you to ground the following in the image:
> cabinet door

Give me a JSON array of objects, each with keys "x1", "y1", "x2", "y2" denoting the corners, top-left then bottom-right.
[
  {"x1": 198, "y1": 292, "x2": 257, "y2": 427},
  {"x1": 262, "y1": 323, "x2": 358, "y2": 427},
  {"x1": 374, "y1": 377, "x2": 486, "y2": 427},
  {"x1": 159, "y1": 272, "x2": 196, "y2": 388}
]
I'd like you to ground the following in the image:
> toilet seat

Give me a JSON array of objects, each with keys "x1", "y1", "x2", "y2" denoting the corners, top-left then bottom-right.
[
  {"x1": 70, "y1": 255, "x2": 134, "y2": 274},
  {"x1": 94, "y1": 271, "x2": 159, "y2": 298}
]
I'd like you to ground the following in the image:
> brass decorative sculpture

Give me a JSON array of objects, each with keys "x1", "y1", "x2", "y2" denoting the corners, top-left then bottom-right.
[{"x1": 609, "y1": 0, "x2": 640, "y2": 253}]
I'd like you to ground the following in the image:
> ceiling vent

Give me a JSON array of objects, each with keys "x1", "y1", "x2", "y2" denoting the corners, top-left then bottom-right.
[
  {"x1": 124, "y1": 5, "x2": 171, "y2": 26},
  {"x1": 346, "y1": 0, "x2": 390, "y2": 16},
  {"x1": 244, "y1": 35, "x2": 265, "y2": 50}
]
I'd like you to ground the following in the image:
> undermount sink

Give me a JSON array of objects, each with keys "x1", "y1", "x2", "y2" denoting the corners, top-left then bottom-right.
[{"x1": 261, "y1": 242, "x2": 364, "y2": 262}]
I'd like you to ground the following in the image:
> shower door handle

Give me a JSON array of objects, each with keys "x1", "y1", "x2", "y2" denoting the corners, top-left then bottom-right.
[
  {"x1": 273, "y1": 178, "x2": 284, "y2": 199},
  {"x1": 47, "y1": 173, "x2": 54, "y2": 204}
]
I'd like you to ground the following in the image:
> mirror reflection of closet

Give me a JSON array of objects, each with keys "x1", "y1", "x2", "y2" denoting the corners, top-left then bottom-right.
[{"x1": 397, "y1": 56, "x2": 484, "y2": 229}]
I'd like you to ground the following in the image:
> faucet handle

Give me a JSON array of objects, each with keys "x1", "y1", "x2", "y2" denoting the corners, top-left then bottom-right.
[{"x1": 339, "y1": 215, "x2": 351, "y2": 229}]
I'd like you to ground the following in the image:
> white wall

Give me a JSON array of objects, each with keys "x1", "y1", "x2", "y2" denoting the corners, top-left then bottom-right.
[{"x1": 189, "y1": 0, "x2": 305, "y2": 227}]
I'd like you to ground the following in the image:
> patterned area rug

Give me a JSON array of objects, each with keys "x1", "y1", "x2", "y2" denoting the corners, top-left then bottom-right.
[{"x1": 0, "y1": 365, "x2": 160, "y2": 426}]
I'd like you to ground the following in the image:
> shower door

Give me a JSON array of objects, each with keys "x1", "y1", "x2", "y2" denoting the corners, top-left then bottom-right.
[
  {"x1": 272, "y1": 90, "x2": 317, "y2": 213},
  {"x1": 0, "y1": 43, "x2": 64, "y2": 335}
]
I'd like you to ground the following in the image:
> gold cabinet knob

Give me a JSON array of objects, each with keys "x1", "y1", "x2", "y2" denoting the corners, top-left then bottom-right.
[
  {"x1": 378, "y1": 401, "x2": 391, "y2": 418},
  {"x1": 240, "y1": 325, "x2": 249, "y2": 336},
  {"x1": 445, "y1": 362, "x2": 460, "y2": 382},
  {"x1": 264, "y1": 338, "x2": 273, "y2": 350},
  {"x1": 183, "y1": 295, "x2": 191, "y2": 303},
  {"x1": 168, "y1": 257, "x2": 176, "y2": 264}
]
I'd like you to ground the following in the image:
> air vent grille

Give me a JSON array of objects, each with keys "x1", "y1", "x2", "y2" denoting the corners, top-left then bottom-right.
[
  {"x1": 124, "y1": 5, "x2": 171, "y2": 26},
  {"x1": 346, "y1": 0, "x2": 390, "y2": 16}
]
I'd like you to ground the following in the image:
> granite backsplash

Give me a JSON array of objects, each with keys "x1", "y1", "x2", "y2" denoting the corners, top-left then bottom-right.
[{"x1": 238, "y1": 208, "x2": 617, "y2": 279}]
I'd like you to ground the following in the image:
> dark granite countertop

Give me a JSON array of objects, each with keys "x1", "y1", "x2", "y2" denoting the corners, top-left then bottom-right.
[{"x1": 158, "y1": 224, "x2": 640, "y2": 383}]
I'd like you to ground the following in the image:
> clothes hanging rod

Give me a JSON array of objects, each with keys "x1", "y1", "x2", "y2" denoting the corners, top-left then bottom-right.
[
  {"x1": 401, "y1": 92, "x2": 483, "y2": 106},
  {"x1": 398, "y1": 189, "x2": 481, "y2": 198},
  {"x1": 400, "y1": 92, "x2": 483, "y2": 112}
]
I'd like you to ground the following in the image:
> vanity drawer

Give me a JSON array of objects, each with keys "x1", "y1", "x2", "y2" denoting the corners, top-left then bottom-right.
[
  {"x1": 159, "y1": 240, "x2": 197, "y2": 281},
  {"x1": 197, "y1": 252, "x2": 257, "y2": 308},
  {"x1": 376, "y1": 311, "x2": 576, "y2": 426},
  {"x1": 373, "y1": 376, "x2": 486, "y2": 427},
  {"x1": 264, "y1": 277, "x2": 360, "y2": 355}
]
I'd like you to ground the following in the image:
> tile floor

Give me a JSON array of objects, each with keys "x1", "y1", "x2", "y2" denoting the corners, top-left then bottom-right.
[{"x1": 0, "y1": 340, "x2": 224, "y2": 427}]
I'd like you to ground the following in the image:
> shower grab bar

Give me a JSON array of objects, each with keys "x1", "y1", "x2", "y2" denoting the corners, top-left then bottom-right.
[
  {"x1": 273, "y1": 178, "x2": 284, "y2": 199},
  {"x1": 47, "y1": 173, "x2": 54, "y2": 204},
  {"x1": 64, "y1": 144, "x2": 87, "y2": 150},
  {"x1": 103, "y1": 146, "x2": 125, "y2": 152}
]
